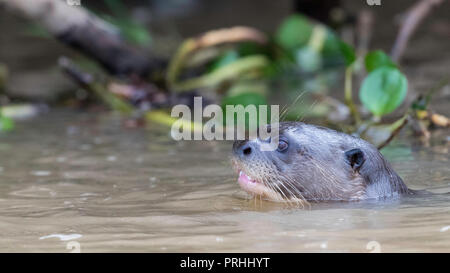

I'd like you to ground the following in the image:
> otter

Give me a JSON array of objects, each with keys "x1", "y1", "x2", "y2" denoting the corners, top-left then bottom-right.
[{"x1": 232, "y1": 122, "x2": 412, "y2": 203}]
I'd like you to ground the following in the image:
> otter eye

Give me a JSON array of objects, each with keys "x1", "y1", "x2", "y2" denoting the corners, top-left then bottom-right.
[{"x1": 277, "y1": 139, "x2": 289, "y2": 152}]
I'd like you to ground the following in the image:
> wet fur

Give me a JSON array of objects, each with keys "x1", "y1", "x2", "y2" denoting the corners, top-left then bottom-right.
[{"x1": 232, "y1": 122, "x2": 411, "y2": 202}]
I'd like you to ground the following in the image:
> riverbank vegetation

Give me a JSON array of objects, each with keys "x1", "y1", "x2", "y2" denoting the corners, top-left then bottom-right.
[{"x1": 0, "y1": 0, "x2": 448, "y2": 149}]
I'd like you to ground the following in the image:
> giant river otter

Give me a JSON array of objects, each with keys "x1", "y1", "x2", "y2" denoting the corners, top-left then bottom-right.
[{"x1": 232, "y1": 122, "x2": 412, "y2": 203}]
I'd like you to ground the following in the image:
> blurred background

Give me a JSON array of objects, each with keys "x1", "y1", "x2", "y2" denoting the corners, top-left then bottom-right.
[{"x1": 0, "y1": 0, "x2": 449, "y2": 138}]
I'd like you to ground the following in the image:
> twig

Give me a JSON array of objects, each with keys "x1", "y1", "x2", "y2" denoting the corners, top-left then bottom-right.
[
  {"x1": 377, "y1": 115, "x2": 409, "y2": 150},
  {"x1": 59, "y1": 57, "x2": 133, "y2": 114},
  {"x1": 391, "y1": 0, "x2": 444, "y2": 62}
]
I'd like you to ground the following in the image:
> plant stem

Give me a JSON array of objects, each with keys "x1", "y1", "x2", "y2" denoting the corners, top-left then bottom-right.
[
  {"x1": 308, "y1": 25, "x2": 327, "y2": 53},
  {"x1": 344, "y1": 66, "x2": 361, "y2": 125},
  {"x1": 172, "y1": 55, "x2": 269, "y2": 92},
  {"x1": 377, "y1": 114, "x2": 409, "y2": 150},
  {"x1": 90, "y1": 83, "x2": 134, "y2": 114}
]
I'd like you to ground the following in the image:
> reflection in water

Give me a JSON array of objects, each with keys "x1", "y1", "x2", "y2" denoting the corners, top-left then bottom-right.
[{"x1": 0, "y1": 111, "x2": 448, "y2": 252}]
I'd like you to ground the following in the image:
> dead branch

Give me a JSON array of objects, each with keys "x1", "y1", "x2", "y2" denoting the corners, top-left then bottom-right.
[
  {"x1": 59, "y1": 57, "x2": 133, "y2": 113},
  {"x1": 377, "y1": 115, "x2": 409, "y2": 150},
  {"x1": 391, "y1": 0, "x2": 444, "y2": 62},
  {"x1": 356, "y1": 9, "x2": 374, "y2": 58},
  {"x1": 0, "y1": 0, "x2": 155, "y2": 77}
]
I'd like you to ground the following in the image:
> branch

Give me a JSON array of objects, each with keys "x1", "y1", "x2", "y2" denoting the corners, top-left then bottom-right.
[
  {"x1": 58, "y1": 57, "x2": 133, "y2": 113},
  {"x1": 391, "y1": 0, "x2": 444, "y2": 63},
  {"x1": 377, "y1": 115, "x2": 409, "y2": 150},
  {"x1": 0, "y1": 0, "x2": 155, "y2": 77}
]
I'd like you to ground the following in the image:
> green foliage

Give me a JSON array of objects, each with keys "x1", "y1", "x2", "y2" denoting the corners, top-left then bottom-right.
[
  {"x1": 359, "y1": 67, "x2": 408, "y2": 117},
  {"x1": 274, "y1": 14, "x2": 351, "y2": 73},
  {"x1": 103, "y1": 0, "x2": 128, "y2": 18},
  {"x1": 105, "y1": 17, "x2": 152, "y2": 46},
  {"x1": 222, "y1": 92, "x2": 267, "y2": 107},
  {"x1": 411, "y1": 97, "x2": 428, "y2": 111},
  {"x1": 275, "y1": 15, "x2": 313, "y2": 51},
  {"x1": 208, "y1": 50, "x2": 240, "y2": 72},
  {"x1": 0, "y1": 115, "x2": 14, "y2": 132},
  {"x1": 237, "y1": 42, "x2": 270, "y2": 57},
  {"x1": 100, "y1": 0, "x2": 152, "y2": 46},
  {"x1": 23, "y1": 24, "x2": 52, "y2": 39},
  {"x1": 365, "y1": 50, "x2": 397, "y2": 72},
  {"x1": 295, "y1": 46, "x2": 322, "y2": 72},
  {"x1": 321, "y1": 32, "x2": 347, "y2": 66},
  {"x1": 221, "y1": 92, "x2": 269, "y2": 128},
  {"x1": 167, "y1": 12, "x2": 410, "y2": 124},
  {"x1": 339, "y1": 41, "x2": 356, "y2": 67}
]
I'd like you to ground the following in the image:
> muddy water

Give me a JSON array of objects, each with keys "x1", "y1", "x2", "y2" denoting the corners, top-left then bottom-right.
[{"x1": 0, "y1": 111, "x2": 448, "y2": 252}]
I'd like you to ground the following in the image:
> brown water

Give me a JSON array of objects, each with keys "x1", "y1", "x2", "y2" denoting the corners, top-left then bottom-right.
[{"x1": 0, "y1": 110, "x2": 449, "y2": 253}]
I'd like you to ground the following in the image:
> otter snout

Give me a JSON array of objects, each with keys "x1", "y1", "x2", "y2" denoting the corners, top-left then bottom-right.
[{"x1": 233, "y1": 140, "x2": 255, "y2": 158}]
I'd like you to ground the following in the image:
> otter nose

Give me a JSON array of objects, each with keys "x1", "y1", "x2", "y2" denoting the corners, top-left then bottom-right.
[
  {"x1": 233, "y1": 140, "x2": 255, "y2": 158},
  {"x1": 240, "y1": 143, "x2": 252, "y2": 156}
]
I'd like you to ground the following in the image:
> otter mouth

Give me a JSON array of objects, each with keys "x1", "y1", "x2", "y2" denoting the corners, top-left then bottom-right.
[
  {"x1": 237, "y1": 171, "x2": 261, "y2": 190},
  {"x1": 236, "y1": 169, "x2": 287, "y2": 202}
]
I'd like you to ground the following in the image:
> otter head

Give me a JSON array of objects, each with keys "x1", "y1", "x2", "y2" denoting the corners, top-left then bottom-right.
[{"x1": 232, "y1": 122, "x2": 409, "y2": 203}]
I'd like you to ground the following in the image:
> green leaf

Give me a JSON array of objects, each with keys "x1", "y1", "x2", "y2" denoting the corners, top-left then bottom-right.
[
  {"x1": 0, "y1": 116, "x2": 14, "y2": 132},
  {"x1": 227, "y1": 81, "x2": 268, "y2": 97},
  {"x1": 106, "y1": 17, "x2": 152, "y2": 46},
  {"x1": 365, "y1": 50, "x2": 397, "y2": 72},
  {"x1": 359, "y1": 67, "x2": 408, "y2": 117},
  {"x1": 322, "y1": 32, "x2": 341, "y2": 55},
  {"x1": 275, "y1": 14, "x2": 313, "y2": 50},
  {"x1": 321, "y1": 32, "x2": 349, "y2": 67},
  {"x1": 172, "y1": 55, "x2": 269, "y2": 92},
  {"x1": 222, "y1": 92, "x2": 267, "y2": 108},
  {"x1": 104, "y1": 0, "x2": 128, "y2": 18},
  {"x1": 98, "y1": 0, "x2": 152, "y2": 46},
  {"x1": 339, "y1": 41, "x2": 356, "y2": 66},
  {"x1": 208, "y1": 50, "x2": 239, "y2": 72},
  {"x1": 237, "y1": 42, "x2": 268, "y2": 57}
]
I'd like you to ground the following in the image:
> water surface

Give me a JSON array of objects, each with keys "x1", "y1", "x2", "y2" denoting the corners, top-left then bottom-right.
[{"x1": 0, "y1": 111, "x2": 449, "y2": 252}]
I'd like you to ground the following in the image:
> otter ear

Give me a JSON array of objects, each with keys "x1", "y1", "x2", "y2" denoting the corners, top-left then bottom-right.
[{"x1": 345, "y1": 148, "x2": 365, "y2": 171}]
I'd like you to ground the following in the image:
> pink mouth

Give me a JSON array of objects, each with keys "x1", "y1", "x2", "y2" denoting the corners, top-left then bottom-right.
[
  {"x1": 237, "y1": 170, "x2": 277, "y2": 198},
  {"x1": 235, "y1": 169, "x2": 303, "y2": 203},
  {"x1": 238, "y1": 171, "x2": 257, "y2": 185}
]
